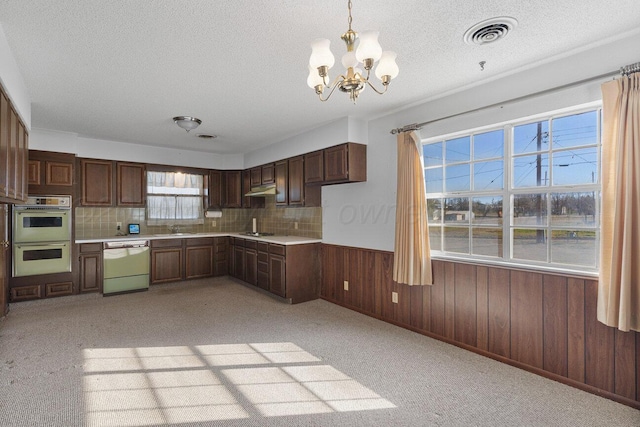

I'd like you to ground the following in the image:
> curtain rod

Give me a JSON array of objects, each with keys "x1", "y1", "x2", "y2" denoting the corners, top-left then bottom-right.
[{"x1": 389, "y1": 63, "x2": 638, "y2": 135}]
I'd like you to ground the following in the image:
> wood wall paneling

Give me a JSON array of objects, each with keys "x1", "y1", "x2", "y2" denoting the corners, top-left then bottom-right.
[
  {"x1": 476, "y1": 266, "x2": 489, "y2": 351},
  {"x1": 360, "y1": 250, "x2": 378, "y2": 315},
  {"x1": 430, "y1": 260, "x2": 446, "y2": 336},
  {"x1": 319, "y1": 245, "x2": 640, "y2": 408},
  {"x1": 396, "y1": 281, "x2": 411, "y2": 327},
  {"x1": 454, "y1": 263, "x2": 477, "y2": 346},
  {"x1": 567, "y1": 278, "x2": 586, "y2": 383},
  {"x1": 409, "y1": 284, "x2": 424, "y2": 330},
  {"x1": 346, "y1": 248, "x2": 363, "y2": 309},
  {"x1": 510, "y1": 270, "x2": 543, "y2": 369},
  {"x1": 378, "y1": 252, "x2": 395, "y2": 321},
  {"x1": 614, "y1": 329, "x2": 637, "y2": 400},
  {"x1": 584, "y1": 279, "x2": 615, "y2": 392},
  {"x1": 543, "y1": 275, "x2": 568, "y2": 377},
  {"x1": 444, "y1": 262, "x2": 456, "y2": 340},
  {"x1": 487, "y1": 267, "x2": 510, "y2": 358}
]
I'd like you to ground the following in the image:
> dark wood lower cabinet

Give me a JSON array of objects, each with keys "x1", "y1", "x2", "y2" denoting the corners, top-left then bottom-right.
[
  {"x1": 268, "y1": 253, "x2": 286, "y2": 297},
  {"x1": 151, "y1": 248, "x2": 183, "y2": 283},
  {"x1": 245, "y1": 246, "x2": 258, "y2": 287},
  {"x1": 79, "y1": 243, "x2": 102, "y2": 293},
  {"x1": 229, "y1": 238, "x2": 320, "y2": 303},
  {"x1": 214, "y1": 237, "x2": 229, "y2": 276},
  {"x1": 320, "y1": 243, "x2": 640, "y2": 410}
]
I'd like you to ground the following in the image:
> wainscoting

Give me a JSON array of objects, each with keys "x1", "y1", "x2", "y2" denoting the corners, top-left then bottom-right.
[{"x1": 321, "y1": 244, "x2": 640, "y2": 409}]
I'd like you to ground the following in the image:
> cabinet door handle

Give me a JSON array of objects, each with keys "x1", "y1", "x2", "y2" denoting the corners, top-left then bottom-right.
[{"x1": 1, "y1": 240, "x2": 9, "y2": 248}]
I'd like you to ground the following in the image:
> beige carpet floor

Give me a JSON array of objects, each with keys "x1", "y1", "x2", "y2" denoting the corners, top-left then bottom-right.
[{"x1": 1, "y1": 277, "x2": 639, "y2": 426}]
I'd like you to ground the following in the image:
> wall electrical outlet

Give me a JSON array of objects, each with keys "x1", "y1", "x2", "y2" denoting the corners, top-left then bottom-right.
[
  {"x1": 294, "y1": 222, "x2": 299, "y2": 230},
  {"x1": 211, "y1": 220, "x2": 216, "y2": 227},
  {"x1": 116, "y1": 222, "x2": 122, "y2": 228},
  {"x1": 392, "y1": 292, "x2": 399, "y2": 304},
  {"x1": 343, "y1": 280, "x2": 349, "y2": 291}
]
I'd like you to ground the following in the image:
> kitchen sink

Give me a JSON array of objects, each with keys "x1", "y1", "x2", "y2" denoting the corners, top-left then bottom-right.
[
  {"x1": 153, "y1": 232, "x2": 195, "y2": 237},
  {"x1": 241, "y1": 232, "x2": 275, "y2": 237}
]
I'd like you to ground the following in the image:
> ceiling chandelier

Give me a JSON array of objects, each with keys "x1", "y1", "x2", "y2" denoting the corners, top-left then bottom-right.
[{"x1": 307, "y1": 0, "x2": 399, "y2": 103}]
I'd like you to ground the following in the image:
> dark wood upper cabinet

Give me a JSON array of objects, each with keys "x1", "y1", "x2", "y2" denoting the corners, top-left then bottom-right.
[
  {"x1": 288, "y1": 155, "x2": 304, "y2": 206},
  {"x1": 46, "y1": 161, "x2": 73, "y2": 187},
  {"x1": 0, "y1": 87, "x2": 29, "y2": 204},
  {"x1": 80, "y1": 159, "x2": 113, "y2": 206},
  {"x1": 28, "y1": 150, "x2": 75, "y2": 195},
  {"x1": 208, "y1": 170, "x2": 223, "y2": 209},
  {"x1": 224, "y1": 170, "x2": 243, "y2": 208},
  {"x1": 304, "y1": 150, "x2": 324, "y2": 184},
  {"x1": 250, "y1": 167, "x2": 262, "y2": 187},
  {"x1": 116, "y1": 162, "x2": 145, "y2": 206},
  {"x1": 324, "y1": 143, "x2": 366, "y2": 184},
  {"x1": 304, "y1": 143, "x2": 366, "y2": 187},
  {"x1": 2, "y1": 100, "x2": 27, "y2": 202},
  {"x1": 274, "y1": 160, "x2": 288, "y2": 206},
  {"x1": 242, "y1": 169, "x2": 264, "y2": 209},
  {"x1": 0, "y1": 91, "x2": 8, "y2": 198},
  {"x1": 261, "y1": 163, "x2": 275, "y2": 184}
]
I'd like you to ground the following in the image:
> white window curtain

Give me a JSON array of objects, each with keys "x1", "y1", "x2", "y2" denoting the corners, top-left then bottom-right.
[
  {"x1": 147, "y1": 171, "x2": 204, "y2": 225},
  {"x1": 598, "y1": 73, "x2": 640, "y2": 332},
  {"x1": 393, "y1": 130, "x2": 433, "y2": 286}
]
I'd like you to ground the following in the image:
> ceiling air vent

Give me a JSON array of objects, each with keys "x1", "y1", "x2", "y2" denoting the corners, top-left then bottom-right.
[
  {"x1": 197, "y1": 134, "x2": 217, "y2": 139},
  {"x1": 463, "y1": 17, "x2": 518, "y2": 45}
]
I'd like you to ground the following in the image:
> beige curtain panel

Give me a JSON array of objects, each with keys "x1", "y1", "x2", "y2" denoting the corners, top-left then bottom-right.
[
  {"x1": 598, "y1": 73, "x2": 640, "y2": 332},
  {"x1": 393, "y1": 131, "x2": 433, "y2": 286}
]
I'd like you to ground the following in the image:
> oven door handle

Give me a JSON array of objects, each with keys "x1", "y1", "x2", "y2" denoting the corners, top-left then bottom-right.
[{"x1": 16, "y1": 242, "x2": 68, "y2": 249}]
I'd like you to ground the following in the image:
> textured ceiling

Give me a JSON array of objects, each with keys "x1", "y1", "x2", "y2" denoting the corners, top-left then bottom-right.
[{"x1": 1, "y1": 1, "x2": 639, "y2": 154}]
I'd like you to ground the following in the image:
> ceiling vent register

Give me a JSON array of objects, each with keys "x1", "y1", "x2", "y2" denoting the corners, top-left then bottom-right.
[{"x1": 463, "y1": 17, "x2": 518, "y2": 45}]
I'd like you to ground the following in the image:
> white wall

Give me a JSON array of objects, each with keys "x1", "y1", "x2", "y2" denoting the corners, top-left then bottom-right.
[
  {"x1": 321, "y1": 30, "x2": 640, "y2": 252},
  {"x1": 243, "y1": 116, "x2": 367, "y2": 168},
  {"x1": 30, "y1": 128, "x2": 243, "y2": 169},
  {"x1": 0, "y1": 23, "x2": 30, "y2": 127}
]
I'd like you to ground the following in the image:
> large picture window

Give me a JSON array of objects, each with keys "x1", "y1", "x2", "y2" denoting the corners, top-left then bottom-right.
[
  {"x1": 423, "y1": 107, "x2": 600, "y2": 272},
  {"x1": 147, "y1": 171, "x2": 204, "y2": 225}
]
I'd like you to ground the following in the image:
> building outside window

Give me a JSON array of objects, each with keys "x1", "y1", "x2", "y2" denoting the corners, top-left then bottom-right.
[{"x1": 423, "y1": 107, "x2": 600, "y2": 273}]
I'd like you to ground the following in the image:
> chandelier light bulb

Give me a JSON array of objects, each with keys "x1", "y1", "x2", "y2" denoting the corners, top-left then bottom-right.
[
  {"x1": 375, "y1": 51, "x2": 399, "y2": 80},
  {"x1": 341, "y1": 51, "x2": 359, "y2": 69},
  {"x1": 355, "y1": 31, "x2": 382, "y2": 63},
  {"x1": 307, "y1": 65, "x2": 324, "y2": 89},
  {"x1": 309, "y1": 38, "x2": 335, "y2": 69}
]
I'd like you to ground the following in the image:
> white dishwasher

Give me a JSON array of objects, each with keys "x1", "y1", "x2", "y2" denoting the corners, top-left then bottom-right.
[{"x1": 103, "y1": 240, "x2": 150, "y2": 295}]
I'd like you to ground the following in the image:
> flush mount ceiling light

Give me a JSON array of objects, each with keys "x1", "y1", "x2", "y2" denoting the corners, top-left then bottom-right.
[
  {"x1": 173, "y1": 116, "x2": 202, "y2": 133},
  {"x1": 307, "y1": 0, "x2": 399, "y2": 104},
  {"x1": 463, "y1": 16, "x2": 518, "y2": 45}
]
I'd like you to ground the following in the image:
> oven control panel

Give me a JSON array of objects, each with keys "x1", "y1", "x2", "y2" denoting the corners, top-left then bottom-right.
[{"x1": 21, "y1": 196, "x2": 71, "y2": 208}]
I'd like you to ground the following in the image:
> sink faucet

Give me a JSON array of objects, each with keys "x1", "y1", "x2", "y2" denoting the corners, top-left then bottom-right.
[{"x1": 169, "y1": 225, "x2": 180, "y2": 234}]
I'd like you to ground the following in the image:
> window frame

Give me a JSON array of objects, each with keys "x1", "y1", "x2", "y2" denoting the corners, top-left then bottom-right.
[
  {"x1": 146, "y1": 170, "x2": 205, "y2": 225},
  {"x1": 422, "y1": 103, "x2": 601, "y2": 276}
]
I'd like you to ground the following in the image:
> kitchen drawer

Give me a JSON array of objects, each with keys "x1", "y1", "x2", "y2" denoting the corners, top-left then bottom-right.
[
  {"x1": 245, "y1": 240, "x2": 257, "y2": 250},
  {"x1": 186, "y1": 237, "x2": 213, "y2": 246},
  {"x1": 80, "y1": 243, "x2": 102, "y2": 253},
  {"x1": 151, "y1": 239, "x2": 182, "y2": 248},
  {"x1": 257, "y1": 242, "x2": 269, "y2": 252},
  {"x1": 269, "y1": 244, "x2": 285, "y2": 256},
  {"x1": 45, "y1": 281, "x2": 73, "y2": 297},
  {"x1": 258, "y1": 252, "x2": 268, "y2": 263},
  {"x1": 231, "y1": 237, "x2": 245, "y2": 247},
  {"x1": 10, "y1": 285, "x2": 42, "y2": 301},
  {"x1": 258, "y1": 261, "x2": 269, "y2": 273}
]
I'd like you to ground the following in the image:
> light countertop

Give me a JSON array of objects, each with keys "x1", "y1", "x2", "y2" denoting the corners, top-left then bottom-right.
[{"x1": 76, "y1": 232, "x2": 322, "y2": 246}]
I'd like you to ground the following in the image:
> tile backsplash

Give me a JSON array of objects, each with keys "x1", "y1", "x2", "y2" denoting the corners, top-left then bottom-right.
[{"x1": 75, "y1": 198, "x2": 322, "y2": 239}]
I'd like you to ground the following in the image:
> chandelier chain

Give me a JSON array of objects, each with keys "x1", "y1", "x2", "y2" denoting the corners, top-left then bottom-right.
[{"x1": 347, "y1": 0, "x2": 353, "y2": 30}]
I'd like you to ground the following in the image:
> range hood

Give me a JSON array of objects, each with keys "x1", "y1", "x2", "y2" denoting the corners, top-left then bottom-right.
[{"x1": 244, "y1": 184, "x2": 276, "y2": 197}]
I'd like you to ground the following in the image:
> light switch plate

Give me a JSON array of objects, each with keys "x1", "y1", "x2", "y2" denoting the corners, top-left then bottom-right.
[
  {"x1": 343, "y1": 280, "x2": 349, "y2": 291},
  {"x1": 392, "y1": 292, "x2": 398, "y2": 304}
]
